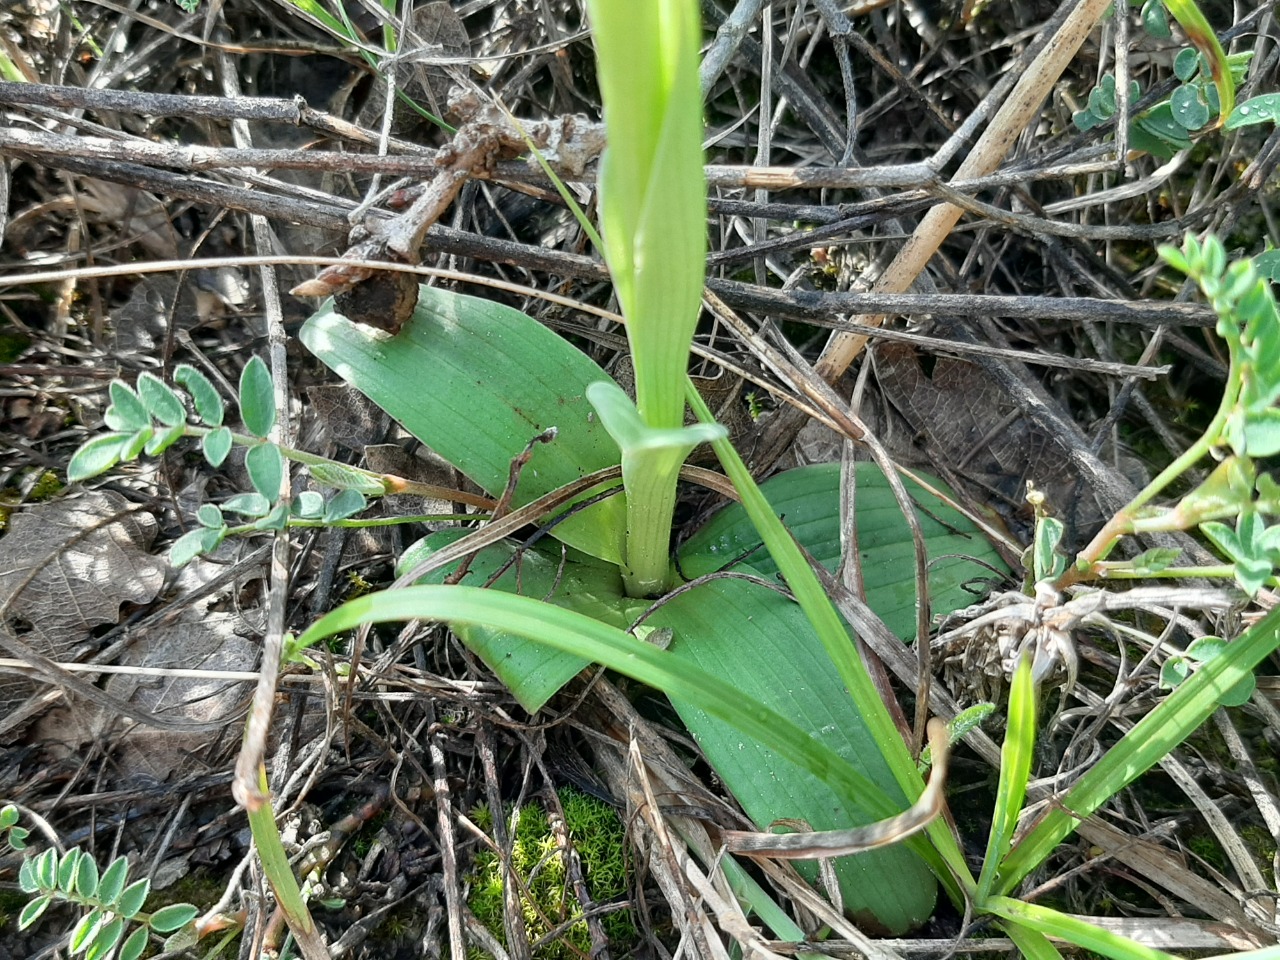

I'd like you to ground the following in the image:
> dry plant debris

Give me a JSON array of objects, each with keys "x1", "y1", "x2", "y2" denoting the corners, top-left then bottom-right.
[{"x1": 0, "y1": 0, "x2": 1279, "y2": 957}]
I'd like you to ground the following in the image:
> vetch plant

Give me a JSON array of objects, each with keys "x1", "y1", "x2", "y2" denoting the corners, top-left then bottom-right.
[{"x1": 4, "y1": 806, "x2": 199, "y2": 960}]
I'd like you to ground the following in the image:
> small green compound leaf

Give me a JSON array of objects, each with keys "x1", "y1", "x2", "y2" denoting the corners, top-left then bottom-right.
[
  {"x1": 70, "y1": 906, "x2": 105, "y2": 953},
  {"x1": 96, "y1": 855, "x2": 130, "y2": 905},
  {"x1": 197, "y1": 504, "x2": 224, "y2": 528},
  {"x1": 117, "y1": 878, "x2": 150, "y2": 919},
  {"x1": 68, "y1": 432, "x2": 130, "y2": 482},
  {"x1": 121, "y1": 427, "x2": 154, "y2": 462},
  {"x1": 168, "y1": 527, "x2": 223, "y2": 567},
  {"x1": 136, "y1": 373, "x2": 187, "y2": 427},
  {"x1": 34, "y1": 847, "x2": 58, "y2": 890},
  {"x1": 252, "y1": 502, "x2": 290, "y2": 530},
  {"x1": 76, "y1": 850, "x2": 100, "y2": 899},
  {"x1": 223, "y1": 492, "x2": 271, "y2": 517},
  {"x1": 202, "y1": 426, "x2": 233, "y2": 467},
  {"x1": 1227, "y1": 94, "x2": 1280, "y2": 130},
  {"x1": 294, "y1": 490, "x2": 325, "y2": 518},
  {"x1": 84, "y1": 916, "x2": 125, "y2": 960},
  {"x1": 58, "y1": 848, "x2": 81, "y2": 893},
  {"x1": 144, "y1": 424, "x2": 186, "y2": 457},
  {"x1": 173, "y1": 364, "x2": 224, "y2": 427},
  {"x1": 1140, "y1": 0, "x2": 1170, "y2": 38},
  {"x1": 1128, "y1": 547, "x2": 1182, "y2": 574},
  {"x1": 18, "y1": 894, "x2": 52, "y2": 930},
  {"x1": 1072, "y1": 108, "x2": 1103, "y2": 132},
  {"x1": 1174, "y1": 46, "x2": 1200, "y2": 81},
  {"x1": 324, "y1": 488, "x2": 368, "y2": 521},
  {"x1": 119, "y1": 925, "x2": 149, "y2": 960},
  {"x1": 106, "y1": 381, "x2": 151, "y2": 431},
  {"x1": 1184, "y1": 635, "x2": 1228, "y2": 661},
  {"x1": 245, "y1": 442, "x2": 284, "y2": 501},
  {"x1": 18, "y1": 856, "x2": 36, "y2": 891},
  {"x1": 1170, "y1": 85, "x2": 1211, "y2": 130},
  {"x1": 148, "y1": 902, "x2": 199, "y2": 933},
  {"x1": 238, "y1": 355, "x2": 276, "y2": 438},
  {"x1": 7, "y1": 826, "x2": 28, "y2": 850},
  {"x1": 308, "y1": 461, "x2": 388, "y2": 494}
]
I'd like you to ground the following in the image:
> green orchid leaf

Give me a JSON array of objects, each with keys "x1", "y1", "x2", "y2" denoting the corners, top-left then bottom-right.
[
  {"x1": 977, "y1": 653, "x2": 1035, "y2": 902},
  {"x1": 679, "y1": 462, "x2": 1006, "y2": 640},
  {"x1": 397, "y1": 529, "x2": 647, "y2": 712},
  {"x1": 300, "y1": 286, "x2": 627, "y2": 564},
  {"x1": 656, "y1": 571, "x2": 936, "y2": 934}
]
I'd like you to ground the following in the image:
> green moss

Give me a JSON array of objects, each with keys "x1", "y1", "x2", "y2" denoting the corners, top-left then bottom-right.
[{"x1": 466, "y1": 788, "x2": 636, "y2": 959}]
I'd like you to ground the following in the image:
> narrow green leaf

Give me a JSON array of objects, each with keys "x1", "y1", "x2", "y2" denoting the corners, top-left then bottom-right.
[
  {"x1": 238, "y1": 356, "x2": 276, "y2": 438},
  {"x1": 148, "y1": 903, "x2": 199, "y2": 933},
  {"x1": 308, "y1": 461, "x2": 387, "y2": 495},
  {"x1": 202, "y1": 426, "x2": 233, "y2": 467},
  {"x1": 1002, "y1": 921, "x2": 1067, "y2": 960},
  {"x1": 136, "y1": 373, "x2": 187, "y2": 427},
  {"x1": 986, "y1": 896, "x2": 1179, "y2": 960},
  {"x1": 996, "y1": 602, "x2": 1280, "y2": 891},
  {"x1": 977, "y1": 653, "x2": 1036, "y2": 901},
  {"x1": 174, "y1": 364, "x2": 224, "y2": 426},
  {"x1": 397, "y1": 529, "x2": 639, "y2": 712},
  {"x1": 245, "y1": 442, "x2": 285, "y2": 501},
  {"x1": 119, "y1": 925, "x2": 149, "y2": 960},
  {"x1": 96, "y1": 855, "x2": 130, "y2": 906},
  {"x1": 117, "y1": 878, "x2": 150, "y2": 919},
  {"x1": 84, "y1": 916, "x2": 125, "y2": 960},
  {"x1": 75, "y1": 851, "x2": 100, "y2": 899},
  {"x1": 1033, "y1": 516, "x2": 1066, "y2": 582},
  {"x1": 324, "y1": 488, "x2": 368, "y2": 521},
  {"x1": 18, "y1": 894, "x2": 52, "y2": 930},
  {"x1": 68, "y1": 433, "x2": 129, "y2": 482},
  {"x1": 295, "y1": 585, "x2": 906, "y2": 827},
  {"x1": 300, "y1": 287, "x2": 627, "y2": 563}
]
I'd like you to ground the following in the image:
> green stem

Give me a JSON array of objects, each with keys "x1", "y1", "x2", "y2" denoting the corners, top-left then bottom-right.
[
  {"x1": 244, "y1": 765, "x2": 327, "y2": 960},
  {"x1": 1061, "y1": 359, "x2": 1239, "y2": 587}
]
